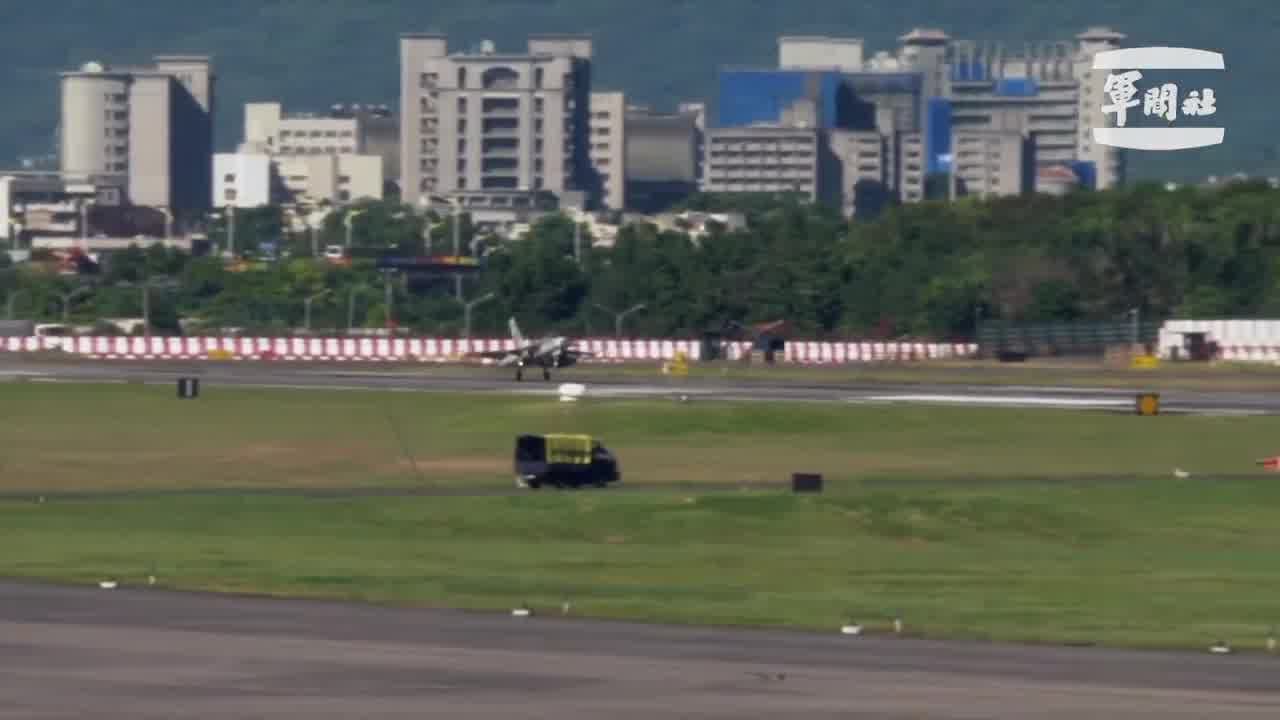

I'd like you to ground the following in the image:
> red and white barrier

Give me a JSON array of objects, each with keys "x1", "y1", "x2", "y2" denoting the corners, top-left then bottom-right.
[{"x1": 0, "y1": 336, "x2": 980, "y2": 364}]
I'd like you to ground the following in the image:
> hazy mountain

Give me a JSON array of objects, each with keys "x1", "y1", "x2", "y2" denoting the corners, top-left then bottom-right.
[{"x1": 2, "y1": 0, "x2": 1268, "y2": 181}]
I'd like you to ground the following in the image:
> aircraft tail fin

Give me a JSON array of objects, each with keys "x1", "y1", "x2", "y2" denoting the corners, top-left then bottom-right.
[{"x1": 508, "y1": 317, "x2": 524, "y2": 346}]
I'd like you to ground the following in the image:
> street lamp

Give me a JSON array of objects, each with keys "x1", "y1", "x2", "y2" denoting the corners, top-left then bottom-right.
[
  {"x1": 347, "y1": 284, "x2": 373, "y2": 332},
  {"x1": 79, "y1": 198, "x2": 95, "y2": 251},
  {"x1": 457, "y1": 291, "x2": 495, "y2": 339},
  {"x1": 159, "y1": 207, "x2": 174, "y2": 240},
  {"x1": 6, "y1": 289, "x2": 29, "y2": 320},
  {"x1": 343, "y1": 209, "x2": 366, "y2": 249},
  {"x1": 211, "y1": 206, "x2": 237, "y2": 257},
  {"x1": 57, "y1": 286, "x2": 92, "y2": 322},
  {"x1": 422, "y1": 194, "x2": 465, "y2": 301},
  {"x1": 594, "y1": 302, "x2": 646, "y2": 339},
  {"x1": 303, "y1": 289, "x2": 331, "y2": 331}
]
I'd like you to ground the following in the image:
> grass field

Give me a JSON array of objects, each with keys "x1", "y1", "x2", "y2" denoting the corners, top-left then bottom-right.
[
  {"x1": 5, "y1": 483, "x2": 1280, "y2": 650},
  {"x1": 5, "y1": 382, "x2": 1280, "y2": 651},
  {"x1": 4, "y1": 382, "x2": 1280, "y2": 493}
]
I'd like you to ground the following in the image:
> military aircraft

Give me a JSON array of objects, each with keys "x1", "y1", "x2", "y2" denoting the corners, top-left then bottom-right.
[{"x1": 468, "y1": 317, "x2": 594, "y2": 381}]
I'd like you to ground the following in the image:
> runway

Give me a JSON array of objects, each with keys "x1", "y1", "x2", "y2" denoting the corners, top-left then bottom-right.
[
  {"x1": 2, "y1": 357, "x2": 1280, "y2": 415},
  {"x1": 3, "y1": 581, "x2": 1279, "y2": 719}
]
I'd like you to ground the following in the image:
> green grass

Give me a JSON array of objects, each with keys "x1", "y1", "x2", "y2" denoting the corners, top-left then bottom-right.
[
  {"x1": 6, "y1": 382, "x2": 1280, "y2": 652},
  {"x1": 3, "y1": 382, "x2": 1280, "y2": 492},
  {"x1": 5, "y1": 482, "x2": 1280, "y2": 651}
]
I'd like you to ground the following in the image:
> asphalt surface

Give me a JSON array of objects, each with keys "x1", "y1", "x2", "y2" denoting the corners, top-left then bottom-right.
[
  {"x1": 3, "y1": 581, "x2": 1279, "y2": 719},
  {"x1": 2, "y1": 357, "x2": 1280, "y2": 415}
]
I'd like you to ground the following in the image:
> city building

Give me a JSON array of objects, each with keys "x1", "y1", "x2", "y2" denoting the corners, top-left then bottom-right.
[
  {"x1": 240, "y1": 101, "x2": 398, "y2": 187},
  {"x1": 59, "y1": 55, "x2": 214, "y2": 213},
  {"x1": 706, "y1": 27, "x2": 1127, "y2": 212},
  {"x1": 399, "y1": 34, "x2": 594, "y2": 221},
  {"x1": 212, "y1": 151, "x2": 383, "y2": 208},
  {"x1": 625, "y1": 105, "x2": 701, "y2": 213},
  {"x1": 2, "y1": 171, "x2": 175, "y2": 254},
  {"x1": 589, "y1": 91, "x2": 626, "y2": 210},
  {"x1": 677, "y1": 101, "x2": 707, "y2": 185},
  {"x1": 275, "y1": 153, "x2": 382, "y2": 206},
  {"x1": 212, "y1": 153, "x2": 274, "y2": 208},
  {"x1": 702, "y1": 125, "x2": 838, "y2": 205}
]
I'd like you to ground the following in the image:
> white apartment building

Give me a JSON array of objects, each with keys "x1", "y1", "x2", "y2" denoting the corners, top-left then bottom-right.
[
  {"x1": 59, "y1": 55, "x2": 214, "y2": 211},
  {"x1": 589, "y1": 91, "x2": 626, "y2": 210},
  {"x1": 399, "y1": 34, "x2": 594, "y2": 219}
]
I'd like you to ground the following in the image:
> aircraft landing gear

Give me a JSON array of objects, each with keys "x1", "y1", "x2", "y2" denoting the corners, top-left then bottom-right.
[
  {"x1": 542, "y1": 367, "x2": 551, "y2": 381},
  {"x1": 516, "y1": 367, "x2": 523, "y2": 381}
]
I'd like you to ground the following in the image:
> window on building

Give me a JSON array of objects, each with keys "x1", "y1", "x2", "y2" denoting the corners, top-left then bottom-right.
[
  {"x1": 534, "y1": 68, "x2": 544, "y2": 88},
  {"x1": 224, "y1": 189, "x2": 238, "y2": 201},
  {"x1": 534, "y1": 139, "x2": 543, "y2": 154},
  {"x1": 458, "y1": 119, "x2": 467, "y2": 133},
  {"x1": 340, "y1": 130, "x2": 353, "y2": 137},
  {"x1": 534, "y1": 119, "x2": 543, "y2": 133},
  {"x1": 457, "y1": 67, "x2": 467, "y2": 88},
  {"x1": 338, "y1": 175, "x2": 351, "y2": 184},
  {"x1": 338, "y1": 190, "x2": 351, "y2": 202},
  {"x1": 458, "y1": 139, "x2": 467, "y2": 154},
  {"x1": 224, "y1": 173, "x2": 236, "y2": 182},
  {"x1": 323, "y1": 130, "x2": 336, "y2": 137},
  {"x1": 458, "y1": 97, "x2": 468, "y2": 113},
  {"x1": 534, "y1": 97, "x2": 544, "y2": 113},
  {"x1": 114, "y1": 111, "x2": 128, "y2": 121},
  {"x1": 420, "y1": 72, "x2": 437, "y2": 89},
  {"x1": 310, "y1": 130, "x2": 323, "y2": 137}
]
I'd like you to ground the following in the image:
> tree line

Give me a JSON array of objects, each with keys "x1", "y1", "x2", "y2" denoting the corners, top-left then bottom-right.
[{"x1": 3, "y1": 180, "x2": 1279, "y2": 339}]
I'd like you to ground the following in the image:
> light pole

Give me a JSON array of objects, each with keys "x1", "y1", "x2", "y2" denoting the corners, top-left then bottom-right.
[
  {"x1": 6, "y1": 289, "x2": 29, "y2": 320},
  {"x1": 1130, "y1": 307, "x2": 1140, "y2": 347},
  {"x1": 160, "y1": 207, "x2": 174, "y2": 240},
  {"x1": 382, "y1": 271, "x2": 395, "y2": 330},
  {"x1": 347, "y1": 285, "x2": 372, "y2": 332},
  {"x1": 304, "y1": 289, "x2": 330, "y2": 331},
  {"x1": 57, "y1": 286, "x2": 91, "y2": 322},
  {"x1": 573, "y1": 219, "x2": 588, "y2": 265},
  {"x1": 458, "y1": 291, "x2": 495, "y2": 339},
  {"x1": 594, "y1": 302, "x2": 646, "y2": 339},
  {"x1": 344, "y1": 209, "x2": 366, "y2": 249},
  {"x1": 423, "y1": 194, "x2": 467, "y2": 301},
  {"x1": 79, "y1": 198, "x2": 95, "y2": 251}
]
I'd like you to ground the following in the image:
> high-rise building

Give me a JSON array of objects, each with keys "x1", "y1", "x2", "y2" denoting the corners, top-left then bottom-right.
[
  {"x1": 399, "y1": 34, "x2": 593, "y2": 221},
  {"x1": 709, "y1": 27, "x2": 1126, "y2": 212},
  {"x1": 240, "y1": 101, "x2": 398, "y2": 186},
  {"x1": 625, "y1": 105, "x2": 700, "y2": 213},
  {"x1": 589, "y1": 91, "x2": 626, "y2": 210},
  {"x1": 59, "y1": 55, "x2": 214, "y2": 212}
]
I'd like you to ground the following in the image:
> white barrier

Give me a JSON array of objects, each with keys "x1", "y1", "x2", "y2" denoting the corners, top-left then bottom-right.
[
  {"x1": 1159, "y1": 320, "x2": 1280, "y2": 363},
  {"x1": 0, "y1": 336, "x2": 981, "y2": 364}
]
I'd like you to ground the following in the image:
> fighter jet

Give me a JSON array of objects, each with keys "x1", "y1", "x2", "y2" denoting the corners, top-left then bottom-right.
[{"x1": 468, "y1": 317, "x2": 594, "y2": 381}]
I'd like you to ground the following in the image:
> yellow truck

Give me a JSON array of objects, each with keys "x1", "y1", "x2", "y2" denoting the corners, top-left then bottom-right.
[{"x1": 514, "y1": 434, "x2": 620, "y2": 490}]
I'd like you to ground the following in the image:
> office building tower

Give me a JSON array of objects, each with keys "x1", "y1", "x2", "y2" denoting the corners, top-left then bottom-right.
[
  {"x1": 589, "y1": 91, "x2": 626, "y2": 210},
  {"x1": 59, "y1": 55, "x2": 214, "y2": 211},
  {"x1": 400, "y1": 34, "x2": 593, "y2": 221}
]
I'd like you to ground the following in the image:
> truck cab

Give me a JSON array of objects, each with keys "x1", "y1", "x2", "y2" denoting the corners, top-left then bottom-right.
[{"x1": 514, "y1": 434, "x2": 620, "y2": 489}]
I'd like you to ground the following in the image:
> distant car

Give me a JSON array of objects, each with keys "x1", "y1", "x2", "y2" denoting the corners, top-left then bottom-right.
[
  {"x1": 514, "y1": 434, "x2": 620, "y2": 490},
  {"x1": 324, "y1": 245, "x2": 345, "y2": 260}
]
